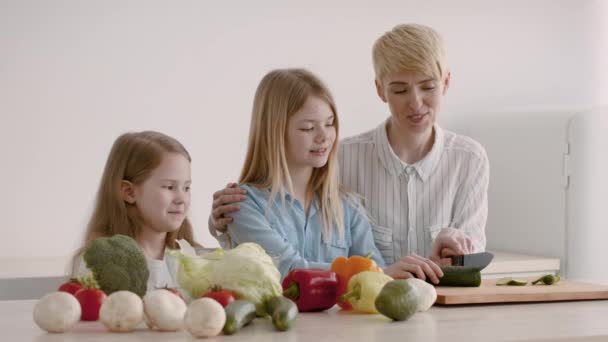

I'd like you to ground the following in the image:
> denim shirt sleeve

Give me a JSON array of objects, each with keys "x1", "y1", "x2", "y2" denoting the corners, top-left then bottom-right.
[
  {"x1": 227, "y1": 191, "x2": 329, "y2": 277},
  {"x1": 345, "y1": 197, "x2": 386, "y2": 268}
]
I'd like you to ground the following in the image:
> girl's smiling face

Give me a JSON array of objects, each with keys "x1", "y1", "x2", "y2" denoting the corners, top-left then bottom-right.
[
  {"x1": 128, "y1": 152, "x2": 192, "y2": 233},
  {"x1": 285, "y1": 96, "x2": 336, "y2": 173}
]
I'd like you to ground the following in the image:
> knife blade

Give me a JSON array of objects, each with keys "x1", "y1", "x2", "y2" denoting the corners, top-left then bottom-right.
[{"x1": 450, "y1": 252, "x2": 494, "y2": 270}]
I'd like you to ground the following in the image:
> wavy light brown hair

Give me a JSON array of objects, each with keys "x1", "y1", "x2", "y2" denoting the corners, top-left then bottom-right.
[
  {"x1": 239, "y1": 68, "x2": 344, "y2": 242},
  {"x1": 72, "y1": 131, "x2": 198, "y2": 274}
]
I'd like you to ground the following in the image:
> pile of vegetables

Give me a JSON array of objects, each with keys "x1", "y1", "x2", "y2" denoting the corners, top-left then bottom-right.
[
  {"x1": 36, "y1": 234, "x2": 150, "y2": 327},
  {"x1": 54, "y1": 274, "x2": 108, "y2": 322},
  {"x1": 330, "y1": 254, "x2": 382, "y2": 310},
  {"x1": 339, "y1": 272, "x2": 439, "y2": 321},
  {"x1": 38, "y1": 237, "x2": 499, "y2": 335},
  {"x1": 171, "y1": 240, "x2": 283, "y2": 315},
  {"x1": 33, "y1": 237, "x2": 297, "y2": 337},
  {"x1": 341, "y1": 271, "x2": 394, "y2": 314},
  {"x1": 280, "y1": 255, "x2": 439, "y2": 322},
  {"x1": 33, "y1": 234, "x2": 177, "y2": 334},
  {"x1": 34, "y1": 286, "x2": 297, "y2": 336}
]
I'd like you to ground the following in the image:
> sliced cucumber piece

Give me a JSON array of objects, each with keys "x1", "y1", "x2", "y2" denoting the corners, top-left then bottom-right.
[
  {"x1": 532, "y1": 274, "x2": 560, "y2": 285},
  {"x1": 496, "y1": 277, "x2": 527, "y2": 286}
]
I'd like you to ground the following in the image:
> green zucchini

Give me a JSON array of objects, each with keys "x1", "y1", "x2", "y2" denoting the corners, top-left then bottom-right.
[
  {"x1": 431, "y1": 266, "x2": 482, "y2": 287},
  {"x1": 265, "y1": 296, "x2": 298, "y2": 331},
  {"x1": 223, "y1": 300, "x2": 257, "y2": 335}
]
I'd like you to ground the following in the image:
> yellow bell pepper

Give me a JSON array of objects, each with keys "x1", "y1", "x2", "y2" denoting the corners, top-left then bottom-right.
[{"x1": 339, "y1": 271, "x2": 393, "y2": 313}]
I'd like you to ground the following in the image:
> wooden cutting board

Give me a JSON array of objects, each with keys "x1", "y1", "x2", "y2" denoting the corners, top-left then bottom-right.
[{"x1": 435, "y1": 278, "x2": 608, "y2": 305}]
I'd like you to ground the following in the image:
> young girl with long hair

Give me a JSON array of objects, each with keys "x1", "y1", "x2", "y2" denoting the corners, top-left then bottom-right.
[
  {"x1": 225, "y1": 68, "x2": 384, "y2": 277},
  {"x1": 72, "y1": 131, "x2": 198, "y2": 290}
]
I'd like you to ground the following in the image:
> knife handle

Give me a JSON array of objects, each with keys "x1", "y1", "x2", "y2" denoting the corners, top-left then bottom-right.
[{"x1": 451, "y1": 255, "x2": 464, "y2": 266}]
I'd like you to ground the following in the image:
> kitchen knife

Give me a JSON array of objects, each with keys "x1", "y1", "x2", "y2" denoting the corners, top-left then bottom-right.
[{"x1": 450, "y1": 252, "x2": 494, "y2": 270}]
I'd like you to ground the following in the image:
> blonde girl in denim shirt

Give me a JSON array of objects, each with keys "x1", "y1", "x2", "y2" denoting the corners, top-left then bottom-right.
[{"x1": 224, "y1": 68, "x2": 384, "y2": 278}]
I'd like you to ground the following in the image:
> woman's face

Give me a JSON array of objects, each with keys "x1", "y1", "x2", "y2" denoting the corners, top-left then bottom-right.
[
  {"x1": 376, "y1": 69, "x2": 450, "y2": 137},
  {"x1": 285, "y1": 96, "x2": 336, "y2": 173}
]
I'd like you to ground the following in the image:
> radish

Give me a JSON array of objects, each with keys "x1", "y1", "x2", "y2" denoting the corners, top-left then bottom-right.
[
  {"x1": 33, "y1": 292, "x2": 81, "y2": 333},
  {"x1": 184, "y1": 297, "x2": 226, "y2": 338},
  {"x1": 143, "y1": 289, "x2": 187, "y2": 331},
  {"x1": 99, "y1": 291, "x2": 143, "y2": 332}
]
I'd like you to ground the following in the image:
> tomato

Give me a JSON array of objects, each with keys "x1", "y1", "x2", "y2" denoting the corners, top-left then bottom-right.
[
  {"x1": 58, "y1": 280, "x2": 83, "y2": 296},
  {"x1": 201, "y1": 288, "x2": 236, "y2": 307},
  {"x1": 74, "y1": 288, "x2": 107, "y2": 321}
]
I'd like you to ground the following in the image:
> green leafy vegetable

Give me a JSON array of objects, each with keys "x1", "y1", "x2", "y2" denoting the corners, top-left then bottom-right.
[
  {"x1": 83, "y1": 234, "x2": 149, "y2": 297},
  {"x1": 172, "y1": 240, "x2": 282, "y2": 315}
]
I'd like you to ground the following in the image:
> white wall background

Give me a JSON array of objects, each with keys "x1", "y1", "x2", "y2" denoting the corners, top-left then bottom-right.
[{"x1": 0, "y1": 0, "x2": 605, "y2": 261}]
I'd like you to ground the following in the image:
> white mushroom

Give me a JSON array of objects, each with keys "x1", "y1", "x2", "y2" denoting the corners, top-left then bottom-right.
[
  {"x1": 184, "y1": 297, "x2": 226, "y2": 338},
  {"x1": 33, "y1": 292, "x2": 81, "y2": 333},
  {"x1": 99, "y1": 291, "x2": 143, "y2": 332},
  {"x1": 143, "y1": 289, "x2": 187, "y2": 331}
]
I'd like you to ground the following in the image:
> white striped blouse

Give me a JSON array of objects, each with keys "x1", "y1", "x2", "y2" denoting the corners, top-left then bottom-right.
[{"x1": 338, "y1": 120, "x2": 489, "y2": 264}]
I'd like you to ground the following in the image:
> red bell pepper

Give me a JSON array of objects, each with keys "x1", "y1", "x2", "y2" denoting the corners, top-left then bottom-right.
[{"x1": 282, "y1": 269, "x2": 339, "y2": 312}]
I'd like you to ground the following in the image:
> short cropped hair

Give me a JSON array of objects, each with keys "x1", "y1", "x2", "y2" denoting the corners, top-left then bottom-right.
[{"x1": 372, "y1": 24, "x2": 448, "y2": 81}]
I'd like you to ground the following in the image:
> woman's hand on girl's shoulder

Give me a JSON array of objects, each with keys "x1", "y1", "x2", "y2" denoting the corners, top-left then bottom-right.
[{"x1": 211, "y1": 182, "x2": 247, "y2": 231}]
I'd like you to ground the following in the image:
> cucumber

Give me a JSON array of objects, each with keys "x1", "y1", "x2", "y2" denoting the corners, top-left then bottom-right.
[
  {"x1": 223, "y1": 300, "x2": 257, "y2": 335},
  {"x1": 532, "y1": 274, "x2": 560, "y2": 285},
  {"x1": 496, "y1": 277, "x2": 527, "y2": 286},
  {"x1": 265, "y1": 296, "x2": 298, "y2": 332},
  {"x1": 431, "y1": 266, "x2": 482, "y2": 287},
  {"x1": 375, "y1": 280, "x2": 418, "y2": 321}
]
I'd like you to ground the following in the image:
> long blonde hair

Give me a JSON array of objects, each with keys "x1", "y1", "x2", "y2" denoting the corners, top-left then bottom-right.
[
  {"x1": 239, "y1": 68, "x2": 344, "y2": 242},
  {"x1": 72, "y1": 131, "x2": 198, "y2": 273}
]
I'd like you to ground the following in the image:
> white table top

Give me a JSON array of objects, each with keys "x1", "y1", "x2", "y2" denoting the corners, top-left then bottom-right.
[{"x1": 3, "y1": 299, "x2": 608, "y2": 341}]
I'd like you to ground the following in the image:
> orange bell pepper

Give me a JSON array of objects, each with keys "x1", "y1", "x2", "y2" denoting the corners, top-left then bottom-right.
[{"x1": 330, "y1": 253, "x2": 383, "y2": 310}]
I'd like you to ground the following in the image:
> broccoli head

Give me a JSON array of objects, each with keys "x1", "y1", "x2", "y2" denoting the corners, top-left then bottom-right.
[{"x1": 83, "y1": 234, "x2": 149, "y2": 297}]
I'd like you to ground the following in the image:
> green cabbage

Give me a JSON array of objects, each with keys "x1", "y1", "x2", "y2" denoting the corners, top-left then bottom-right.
[{"x1": 171, "y1": 240, "x2": 282, "y2": 315}]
